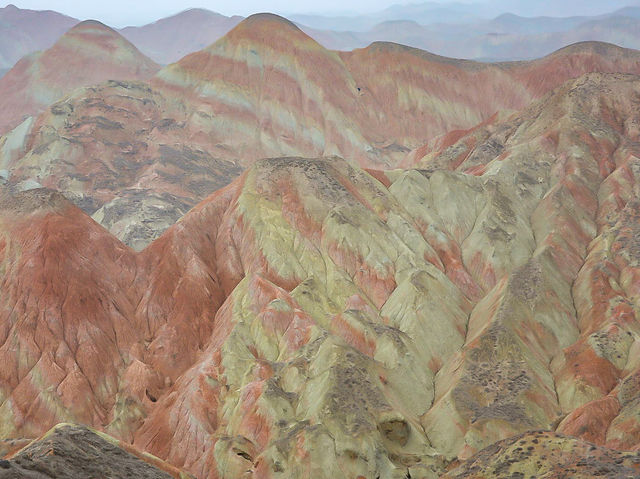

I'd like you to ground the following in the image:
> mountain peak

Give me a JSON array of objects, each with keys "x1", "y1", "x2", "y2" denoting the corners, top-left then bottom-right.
[
  {"x1": 242, "y1": 12, "x2": 299, "y2": 28},
  {"x1": 64, "y1": 19, "x2": 129, "y2": 40},
  {"x1": 224, "y1": 12, "x2": 307, "y2": 42}
]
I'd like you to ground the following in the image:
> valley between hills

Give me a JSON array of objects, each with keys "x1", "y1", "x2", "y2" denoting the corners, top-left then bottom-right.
[{"x1": 0, "y1": 6, "x2": 639, "y2": 479}]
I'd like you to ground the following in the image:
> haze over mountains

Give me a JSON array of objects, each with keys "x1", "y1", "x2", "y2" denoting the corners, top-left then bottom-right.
[
  {"x1": 3, "y1": 1, "x2": 640, "y2": 71},
  {"x1": 1, "y1": 2, "x2": 640, "y2": 479}
]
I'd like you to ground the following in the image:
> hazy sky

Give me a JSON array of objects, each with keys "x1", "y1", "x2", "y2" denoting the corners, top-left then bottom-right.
[
  {"x1": 7, "y1": 0, "x2": 640, "y2": 27},
  {"x1": 9, "y1": 1, "x2": 441, "y2": 26}
]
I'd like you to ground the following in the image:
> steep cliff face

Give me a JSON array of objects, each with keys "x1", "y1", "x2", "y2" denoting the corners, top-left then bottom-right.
[
  {"x1": 0, "y1": 20, "x2": 160, "y2": 136},
  {"x1": 0, "y1": 72, "x2": 639, "y2": 479}
]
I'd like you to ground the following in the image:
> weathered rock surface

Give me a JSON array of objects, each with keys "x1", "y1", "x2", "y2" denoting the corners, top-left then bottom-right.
[
  {"x1": 0, "y1": 423, "x2": 191, "y2": 478},
  {"x1": 3, "y1": 80, "x2": 241, "y2": 250}
]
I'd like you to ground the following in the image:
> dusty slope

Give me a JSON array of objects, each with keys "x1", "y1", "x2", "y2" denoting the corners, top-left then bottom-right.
[
  {"x1": 0, "y1": 20, "x2": 160, "y2": 136},
  {"x1": 0, "y1": 72, "x2": 639, "y2": 478}
]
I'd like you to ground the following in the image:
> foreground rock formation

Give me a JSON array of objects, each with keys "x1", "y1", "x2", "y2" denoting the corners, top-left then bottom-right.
[
  {"x1": 442, "y1": 431, "x2": 640, "y2": 478},
  {"x1": 0, "y1": 424, "x2": 191, "y2": 478}
]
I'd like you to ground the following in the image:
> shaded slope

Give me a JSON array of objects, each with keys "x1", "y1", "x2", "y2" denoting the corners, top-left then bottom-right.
[
  {"x1": 0, "y1": 20, "x2": 160, "y2": 135},
  {"x1": 0, "y1": 423, "x2": 190, "y2": 479}
]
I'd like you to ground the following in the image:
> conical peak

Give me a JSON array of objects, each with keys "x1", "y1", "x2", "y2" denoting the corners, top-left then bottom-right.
[
  {"x1": 65, "y1": 19, "x2": 119, "y2": 37},
  {"x1": 222, "y1": 12, "x2": 309, "y2": 44},
  {"x1": 241, "y1": 12, "x2": 300, "y2": 30}
]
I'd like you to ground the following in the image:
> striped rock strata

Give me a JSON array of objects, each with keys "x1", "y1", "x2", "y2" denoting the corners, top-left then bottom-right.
[
  {"x1": 0, "y1": 72, "x2": 639, "y2": 479},
  {"x1": 4, "y1": 15, "x2": 640, "y2": 250}
]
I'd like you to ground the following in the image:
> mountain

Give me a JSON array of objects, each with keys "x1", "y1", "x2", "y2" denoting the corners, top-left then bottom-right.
[
  {"x1": 290, "y1": 2, "x2": 485, "y2": 31},
  {"x1": 119, "y1": 9, "x2": 243, "y2": 64},
  {"x1": 0, "y1": 70, "x2": 640, "y2": 478},
  {"x1": 0, "y1": 4, "x2": 78, "y2": 73},
  {"x1": 5, "y1": 15, "x2": 640, "y2": 250},
  {"x1": 0, "y1": 20, "x2": 160, "y2": 136},
  {"x1": 302, "y1": 12, "x2": 640, "y2": 62}
]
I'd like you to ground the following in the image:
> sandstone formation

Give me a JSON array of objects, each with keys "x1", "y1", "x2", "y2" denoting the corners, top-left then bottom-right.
[{"x1": 0, "y1": 72, "x2": 639, "y2": 478}]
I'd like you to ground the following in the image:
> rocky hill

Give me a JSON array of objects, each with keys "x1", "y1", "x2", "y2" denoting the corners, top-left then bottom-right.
[{"x1": 0, "y1": 424, "x2": 191, "y2": 478}]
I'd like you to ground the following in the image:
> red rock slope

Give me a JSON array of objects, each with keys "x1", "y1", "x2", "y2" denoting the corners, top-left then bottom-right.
[
  {"x1": 0, "y1": 20, "x2": 160, "y2": 135},
  {"x1": 152, "y1": 16, "x2": 640, "y2": 168}
]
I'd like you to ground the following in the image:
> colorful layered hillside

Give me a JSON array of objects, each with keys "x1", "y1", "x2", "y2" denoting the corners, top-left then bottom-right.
[
  {"x1": 151, "y1": 13, "x2": 378, "y2": 166},
  {"x1": 3, "y1": 80, "x2": 241, "y2": 249},
  {"x1": 0, "y1": 20, "x2": 160, "y2": 135},
  {"x1": 4, "y1": 15, "x2": 640, "y2": 251},
  {"x1": 151, "y1": 15, "x2": 640, "y2": 169},
  {"x1": 0, "y1": 72, "x2": 639, "y2": 478}
]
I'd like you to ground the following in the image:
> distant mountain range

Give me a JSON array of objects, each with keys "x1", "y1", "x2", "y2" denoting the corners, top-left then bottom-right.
[{"x1": 2, "y1": 2, "x2": 640, "y2": 70}]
